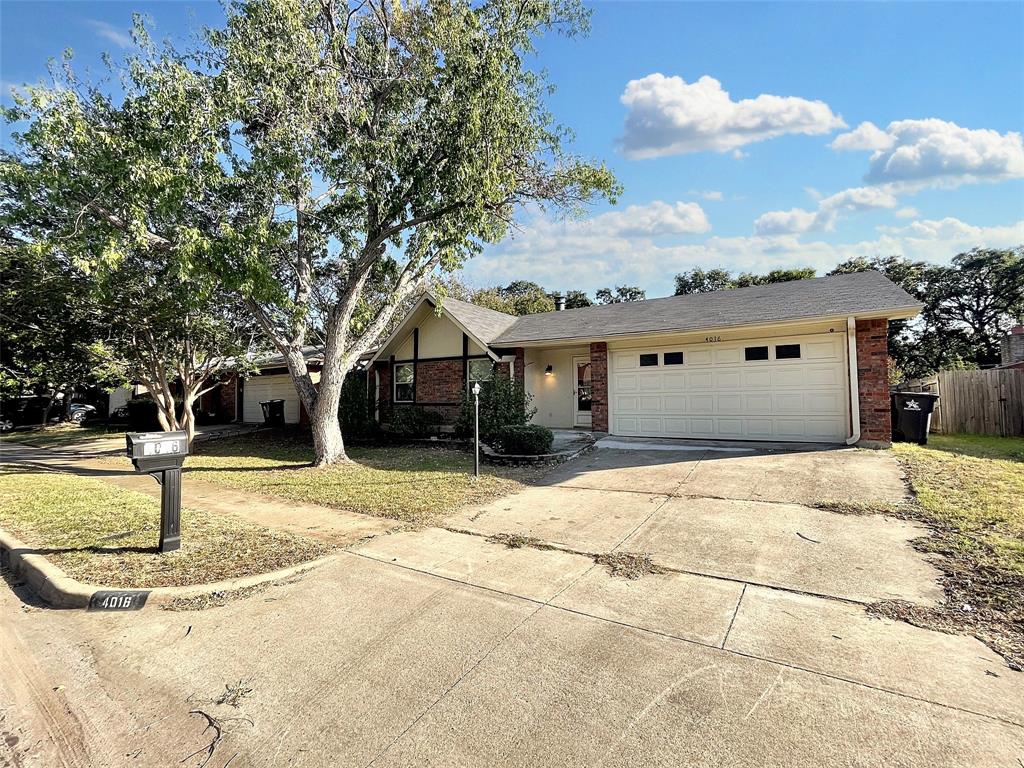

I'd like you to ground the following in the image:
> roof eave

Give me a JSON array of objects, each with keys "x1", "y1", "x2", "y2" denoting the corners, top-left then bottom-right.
[{"x1": 494, "y1": 304, "x2": 925, "y2": 347}]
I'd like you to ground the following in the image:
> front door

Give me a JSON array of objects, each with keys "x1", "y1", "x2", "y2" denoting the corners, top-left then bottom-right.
[{"x1": 573, "y1": 356, "x2": 592, "y2": 427}]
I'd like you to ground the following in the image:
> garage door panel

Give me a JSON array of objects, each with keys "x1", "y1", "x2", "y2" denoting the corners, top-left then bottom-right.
[
  {"x1": 616, "y1": 374, "x2": 638, "y2": 393},
  {"x1": 664, "y1": 395, "x2": 686, "y2": 413},
  {"x1": 715, "y1": 371, "x2": 742, "y2": 389},
  {"x1": 713, "y1": 348, "x2": 741, "y2": 364},
  {"x1": 743, "y1": 369, "x2": 772, "y2": 388},
  {"x1": 639, "y1": 375, "x2": 663, "y2": 391},
  {"x1": 806, "y1": 341, "x2": 840, "y2": 360},
  {"x1": 609, "y1": 332, "x2": 850, "y2": 443},
  {"x1": 688, "y1": 371, "x2": 713, "y2": 389},
  {"x1": 243, "y1": 375, "x2": 302, "y2": 424}
]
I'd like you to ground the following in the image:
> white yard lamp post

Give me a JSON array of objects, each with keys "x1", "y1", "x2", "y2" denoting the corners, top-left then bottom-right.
[{"x1": 472, "y1": 381, "x2": 481, "y2": 479}]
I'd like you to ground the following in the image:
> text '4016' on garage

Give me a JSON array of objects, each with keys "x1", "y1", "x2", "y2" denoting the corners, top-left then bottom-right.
[{"x1": 362, "y1": 271, "x2": 921, "y2": 447}]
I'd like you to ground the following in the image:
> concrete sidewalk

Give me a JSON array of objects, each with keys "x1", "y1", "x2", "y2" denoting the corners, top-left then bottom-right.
[{"x1": 1, "y1": 444, "x2": 398, "y2": 547}]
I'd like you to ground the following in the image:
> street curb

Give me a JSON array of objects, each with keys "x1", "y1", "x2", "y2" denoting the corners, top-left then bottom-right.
[{"x1": 0, "y1": 526, "x2": 334, "y2": 610}]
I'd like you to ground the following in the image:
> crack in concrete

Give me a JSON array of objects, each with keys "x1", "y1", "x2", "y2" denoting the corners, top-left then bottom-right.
[{"x1": 721, "y1": 583, "x2": 747, "y2": 649}]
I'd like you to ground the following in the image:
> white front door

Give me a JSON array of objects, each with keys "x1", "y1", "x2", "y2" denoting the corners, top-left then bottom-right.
[
  {"x1": 608, "y1": 332, "x2": 850, "y2": 442},
  {"x1": 572, "y1": 356, "x2": 593, "y2": 428}
]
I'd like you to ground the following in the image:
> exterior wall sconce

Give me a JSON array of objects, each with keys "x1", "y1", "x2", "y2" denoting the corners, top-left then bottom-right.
[{"x1": 544, "y1": 365, "x2": 553, "y2": 376}]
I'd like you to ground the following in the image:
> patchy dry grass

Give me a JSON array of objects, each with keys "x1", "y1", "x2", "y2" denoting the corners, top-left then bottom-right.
[
  {"x1": 0, "y1": 464, "x2": 329, "y2": 589},
  {"x1": 822, "y1": 435, "x2": 1024, "y2": 669},
  {"x1": 594, "y1": 552, "x2": 667, "y2": 580},
  {"x1": 176, "y1": 433, "x2": 547, "y2": 526},
  {"x1": 486, "y1": 532, "x2": 555, "y2": 550},
  {"x1": 0, "y1": 423, "x2": 121, "y2": 448}
]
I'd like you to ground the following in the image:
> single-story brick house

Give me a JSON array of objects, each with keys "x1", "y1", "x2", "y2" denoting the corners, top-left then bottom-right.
[{"x1": 367, "y1": 271, "x2": 921, "y2": 446}]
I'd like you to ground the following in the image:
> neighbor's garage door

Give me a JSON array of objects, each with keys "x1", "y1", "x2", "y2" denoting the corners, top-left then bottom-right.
[
  {"x1": 242, "y1": 374, "x2": 302, "y2": 424},
  {"x1": 609, "y1": 333, "x2": 850, "y2": 442}
]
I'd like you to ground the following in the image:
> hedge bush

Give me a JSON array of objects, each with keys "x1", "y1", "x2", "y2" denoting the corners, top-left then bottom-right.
[
  {"x1": 495, "y1": 424, "x2": 554, "y2": 455},
  {"x1": 454, "y1": 375, "x2": 535, "y2": 440},
  {"x1": 339, "y1": 375, "x2": 378, "y2": 439},
  {"x1": 389, "y1": 406, "x2": 444, "y2": 438}
]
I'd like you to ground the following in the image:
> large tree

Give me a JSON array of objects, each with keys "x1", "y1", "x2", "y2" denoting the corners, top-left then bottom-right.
[
  {"x1": 595, "y1": 285, "x2": 645, "y2": 304},
  {"x1": 673, "y1": 266, "x2": 816, "y2": 295},
  {"x1": 2, "y1": 0, "x2": 617, "y2": 465}
]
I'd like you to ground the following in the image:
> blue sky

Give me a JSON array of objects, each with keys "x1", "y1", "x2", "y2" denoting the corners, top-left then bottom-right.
[{"x1": 3, "y1": 1, "x2": 1022, "y2": 297}]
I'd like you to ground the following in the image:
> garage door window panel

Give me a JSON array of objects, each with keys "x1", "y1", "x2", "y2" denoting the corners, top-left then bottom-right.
[
  {"x1": 776, "y1": 344, "x2": 801, "y2": 360},
  {"x1": 663, "y1": 351, "x2": 684, "y2": 365},
  {"x1": 639, "y1": 354, "x2": 659, "y2": 367},
  {"x1": 744, "y1": 346, "x2": 769, "y2": 361}
]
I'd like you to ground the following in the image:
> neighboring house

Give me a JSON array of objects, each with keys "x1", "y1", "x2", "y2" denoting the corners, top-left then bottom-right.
[
  {"x1": 368, "y1": 271, "x2": 921, "y2": 446},
  {"x1": 997, "y1": 324, "x2": 1024, "y2": 370}
]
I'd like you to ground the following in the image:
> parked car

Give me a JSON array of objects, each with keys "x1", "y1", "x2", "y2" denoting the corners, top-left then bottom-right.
[{"x1": 0, "y1": 397, "x2": 97, "y2": 431}]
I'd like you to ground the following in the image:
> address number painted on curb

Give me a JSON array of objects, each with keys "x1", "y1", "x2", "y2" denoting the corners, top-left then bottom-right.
[{"x1": 88, "y1": 590, "x2": 150, "y2": 611}]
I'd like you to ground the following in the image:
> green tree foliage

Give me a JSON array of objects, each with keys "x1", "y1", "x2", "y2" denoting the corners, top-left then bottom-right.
[
  {"x1": 595, "y1": 285, "x2": 646, "y2": 304},
  {"x1": 473, "y1": 280, "x2": 555, "y2": 315},
  {"x1": 1, "y1": 1, "x2": 618, "y2": 465},
  {"x1": 674, "y1": 267, "x2": 816, "y2": 295},
  {"x1": 0, "y1": 232, "x2": 108, "y2": 417},
  {"x1": 830, "y1": 248, "x2": 1022, "y2": 376},
  {"x1": 564, "y1": 289, "x2": 592, "y2": 309}
]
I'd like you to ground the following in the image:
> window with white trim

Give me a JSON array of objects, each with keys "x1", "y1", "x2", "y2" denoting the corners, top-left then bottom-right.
[
  {"x1": 467, "y1": 358, "x2": 494, "y2": 386},
  {"x1": 394, "y1": 363, "x2": 414, "y2": 402}
]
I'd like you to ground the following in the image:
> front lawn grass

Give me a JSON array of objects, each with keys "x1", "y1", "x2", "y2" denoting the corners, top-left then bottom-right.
[
  {"x1": 885, "y1": 434, "x2": 1024, "y2": 669},
  {"x1": 0, "y1": 464, "x2": 329, "y2": 589},
  {"x1": 182, "y1": 433, "x2": 544, "y2": 526},
  {"x1": 0, "y1": 423, "x2": 121, "y2": 448}
]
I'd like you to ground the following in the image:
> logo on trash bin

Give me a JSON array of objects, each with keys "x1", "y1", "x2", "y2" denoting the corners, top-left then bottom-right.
[{"x1": 904, "y1": 399, "x2": 921, "y2": 411}]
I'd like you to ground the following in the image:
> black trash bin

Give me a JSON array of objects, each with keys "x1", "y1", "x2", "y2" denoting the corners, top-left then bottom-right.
[
  {"x1": 891, "y1": 392, "x2": 939, "y2": 445},
  {"x1": 260, "y1": 399, "x2": 286, "y2": 427}
]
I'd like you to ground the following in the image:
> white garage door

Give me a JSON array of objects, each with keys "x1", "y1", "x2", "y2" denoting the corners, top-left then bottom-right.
[
  {"x1": 242, "y1": 375, "x2": 303, "y2": 424},
  {"x1": 610, "y1": 333, "x2": 850, "y2": 443}
]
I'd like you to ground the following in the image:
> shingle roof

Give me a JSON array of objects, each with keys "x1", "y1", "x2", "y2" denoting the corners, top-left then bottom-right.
[
  {"x1": 492, "y1": 271, "x2": 921, "y2": 345},
  {"x1": 435, "y1": 296, "x2": 520, "y2": 345}
]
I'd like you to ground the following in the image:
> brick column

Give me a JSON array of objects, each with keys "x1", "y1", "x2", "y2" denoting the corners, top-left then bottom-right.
[
  {"x1": 218, "y1": 374, "x2": 238, "y2": 422},
  {"x1": 514, "y1": 347, "x2": 525, "y2": 386},
  {"x1": 589, "y1": 341, "x2": 609, "y2": 433},
  {"x1": 374, "y1": 361, "x2": 391, "y2": 422},
  {"x1": 856, "y1": 319, "x2": 891, "y2": 445}
]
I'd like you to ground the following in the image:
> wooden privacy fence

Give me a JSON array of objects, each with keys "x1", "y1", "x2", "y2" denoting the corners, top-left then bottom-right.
[{"x1": 905, "y1": 369, "x2": 1024, "y2": 437}]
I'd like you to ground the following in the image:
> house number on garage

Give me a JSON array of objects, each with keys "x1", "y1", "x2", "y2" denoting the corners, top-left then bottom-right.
[{"x1": 705, "y1": 335, "x2": 722, "y2": 343}]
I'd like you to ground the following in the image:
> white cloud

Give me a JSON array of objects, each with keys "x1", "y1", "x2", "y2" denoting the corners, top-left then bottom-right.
[
  {"x1": 582, "y1": 201, "x2": 711, "y2": 237},
  {"x1": 831, "y1": 118, "x2": 1024, "y2": 189},
  {"x1": 86, "y1": 20, "x2": 132, "y2": 49},
  {"x1": 894, "y1": 207, "x2": 919, "y2": 219},
  {"x1": 618, "y1": 74, "x2": 846, "y2": 159},
  {"x1": 468, "y1": 208, "x2": 1023, "y2": 297},
  {"x1": 689, "y1": 190, "x2": 724, "y2": 202},
  {"x1": 830, "y1": 121, "x2": 894, "y2": 152},
  {"x1": 753, "y1": 186, "x2": 898, "y2": 234}
]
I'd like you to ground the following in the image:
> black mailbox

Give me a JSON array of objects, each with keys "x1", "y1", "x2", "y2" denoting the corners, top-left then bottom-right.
[
  {"x1": 125, "y1": 431, "x2": 188, "y2": 552},
  {"x1": 126, "y1": 431, "x2": 188, "y2": 473}
]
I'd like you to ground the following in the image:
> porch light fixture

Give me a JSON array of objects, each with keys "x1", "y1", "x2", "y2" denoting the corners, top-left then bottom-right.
[{"x1": 544, "y1": 365, "x2": 553, "y2": 376}]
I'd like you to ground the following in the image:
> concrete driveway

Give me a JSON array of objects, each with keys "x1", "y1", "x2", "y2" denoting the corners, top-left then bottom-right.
[
  {"x1": 444, "y1": 445, "x2": 941, "y2": 604},
  {"x1": 4, "y1": 443, "x2": 1022, "y2": 766}
]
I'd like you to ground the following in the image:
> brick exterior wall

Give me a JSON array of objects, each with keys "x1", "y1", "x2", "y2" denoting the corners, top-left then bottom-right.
[
  {"x1": 589, "y1": 341, "x2": 609, "y2": 432},
  {"x1": 514, "y1": 348, "x2": 525, "y2": 386},
  {"x1": 495, "y1": 361, "x2": 510, "y2": 377},
  {"x1": 856, "y1": 319, "x2": 891, "y2": 444},
  {"x1": 415, "y1": 359, "x2": 465, "y2": 404},
  {"x1": 218, "y1": 375, "x2": 238, "y2": 421},
  {"x1": 374, "y1": 361, "x2": 391, "y2": 420}
]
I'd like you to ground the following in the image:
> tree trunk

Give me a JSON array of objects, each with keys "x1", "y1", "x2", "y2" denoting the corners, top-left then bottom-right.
[
  {"x1": 62, "y1": 387, "x2": 74, "y2": 422},
  {"x1": 180, "y1": 393, "x2": 197, "y2": 446},
  {"x1": 309, "y1": 363, "x2": 348, "y2": 465}
]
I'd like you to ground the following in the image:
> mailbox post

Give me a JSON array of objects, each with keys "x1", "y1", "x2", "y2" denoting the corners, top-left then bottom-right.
[
  {"x1": 472, "y1": 382, "x2": 481, "y2": 479},
  {"x1": 125, "y1": 431, "x2": 188, "y2": 552}
]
